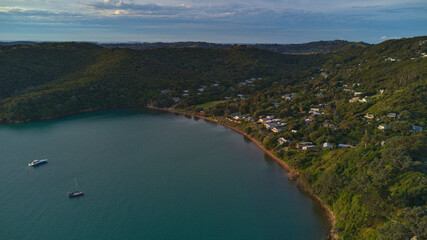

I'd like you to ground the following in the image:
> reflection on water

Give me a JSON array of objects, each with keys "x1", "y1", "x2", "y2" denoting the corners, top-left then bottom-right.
[
  {"x1": 263, "y1": 153, "x2": 277, "y2": 166},
  {"x1": 243, "y1": 135, "x2": 252, "y2": 143}
]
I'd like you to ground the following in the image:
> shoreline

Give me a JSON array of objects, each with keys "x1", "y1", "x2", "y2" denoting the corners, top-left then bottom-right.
[{"x1": 146, "y1": 105, "x2": 337, "y2": 239}]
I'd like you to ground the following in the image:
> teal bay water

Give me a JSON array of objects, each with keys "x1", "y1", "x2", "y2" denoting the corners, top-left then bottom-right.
[{"x1": 0, "y1": 109, "x2": 329, "y2": 240}]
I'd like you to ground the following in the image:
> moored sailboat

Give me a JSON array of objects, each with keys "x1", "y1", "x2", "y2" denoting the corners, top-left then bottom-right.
[{"x1": 68, "y1": 177, "x2": 84, "y2": 198}]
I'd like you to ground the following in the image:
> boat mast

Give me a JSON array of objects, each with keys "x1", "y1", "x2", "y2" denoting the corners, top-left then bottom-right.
[{"x1": 75, "y1": 177, "x2": 79, "y2": 192}]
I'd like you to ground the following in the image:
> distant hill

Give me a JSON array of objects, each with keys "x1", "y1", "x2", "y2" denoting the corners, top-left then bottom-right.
[
  {"x1": 100, "y1": 40, "x2": 369, "y2": 54},
  {"x1": 0, "y1": 40, "x2": 369, "y2": 54},
  {"x1": 0, "y1": 41, "x2": 37, "y2": 46}
]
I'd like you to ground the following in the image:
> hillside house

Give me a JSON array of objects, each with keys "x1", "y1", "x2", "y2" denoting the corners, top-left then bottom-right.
[
  {"x1": 278, "y1": 138, "x2": 290, "y2": 145},
  {"x1": 245, "y1": 116, "x2": 256, "y2": 122},
  {"x1": 309, "y1": 108, "x2": 320, "y2": 114},
  {"x1": 264, "y1": 122, "x2": 279, "y2": 129},
  {"x1": 359, "y1": 97, "x2": 370, "y2": 103},
  {"x1": 349, "y1": 97, "x2": 360, "y2": 103},
  {"x1": 297, "y1": 142, "x2": 313, "y2": 149},
  {"x1": 231, "y1": 113, "x2": 244, "y2": 120},
  {"x1": 338, "y1": 144, "x2": 354, "y2": 149},
  {"x1": 259, "y1": 118, "x2": 272, "y2": 124},
  {"x1": 378, "y1": 124, "x2": 388, "y2": 130},
  {"x1": 271, "y1": 127, "x2": 284, "y2": 133},
  {"x1": 323, "y1": 142, "x2": 333, "y2": 149},
  {"x1": 412, "y1": 125, "x2": 423, "y2": 132},
  {"x1": 302, "y1": 145, "x2": 316, "y2": 150},
  {"x1": 386, "y1": 113, "x2": 397, "y2": 118},
  {"x1": 305, "y1": 116, "x2": 314, "y2": 122},
  {"x1": 365, "y1": 113, "x2": 375, "y2": 119}
]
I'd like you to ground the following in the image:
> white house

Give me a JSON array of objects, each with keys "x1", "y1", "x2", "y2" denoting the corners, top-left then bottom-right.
[
  {"x1": 412, "y1": 125, "x2": 423, "y2": 132},
  {"x1": 323, "y1": 142, "x2": 333, "y2": 149},
  {"x1": 278, "y1": 138, "x2": 290, "y2": 145},
  {"x1": 259, "y1": 118, "x2": 272, "y2": 124},
  {"x1": 338, "y1": 144, "x2": 354, "y2": 149},
  {"x1": 309, "y1": 108, "x2": 320, "y2": 113}
]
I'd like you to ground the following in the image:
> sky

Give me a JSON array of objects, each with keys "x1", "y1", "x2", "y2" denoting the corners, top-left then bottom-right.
[{"x1": 0, "y1": 0, "x2": 426, "y2": 43}]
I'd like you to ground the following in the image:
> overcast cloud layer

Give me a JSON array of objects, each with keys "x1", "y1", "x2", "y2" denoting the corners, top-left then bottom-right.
[{"x1": 1, "y1": 0, "x2": 426, "y2": 43}]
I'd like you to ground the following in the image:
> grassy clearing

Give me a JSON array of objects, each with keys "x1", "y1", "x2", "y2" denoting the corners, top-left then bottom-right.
[{"x1": 193, "y1": 100, "x2": 229, "y2": 109}]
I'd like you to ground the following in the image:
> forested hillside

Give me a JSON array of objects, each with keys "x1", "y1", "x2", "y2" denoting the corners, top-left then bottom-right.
[
  {"x1": 0, "y1": 36, "x2": 425, "y2": 239},
  {"x1": 0, "y1": 43, "x2": 325, "y2": 122},
  {"x1": 177, "y1": 36, "x2": 427, "y2": 239}
]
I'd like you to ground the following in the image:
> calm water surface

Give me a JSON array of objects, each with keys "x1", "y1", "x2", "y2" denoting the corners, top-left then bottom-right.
[{"x1": 0, "y1": 109, "x2": 329, "y2": 239}]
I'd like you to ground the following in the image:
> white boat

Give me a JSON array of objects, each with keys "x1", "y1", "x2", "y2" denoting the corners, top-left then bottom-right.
[{"x1": 28, "y1": 159, "x2": 48, "y2": 167}]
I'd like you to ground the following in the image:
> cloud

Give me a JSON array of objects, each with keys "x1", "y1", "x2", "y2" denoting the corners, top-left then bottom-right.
[
  {"x1": 1, "y1": 0, "x2": 426, "y2": 43},
  {"x1": 380, "y1": 36, "x2": 400, "y2": 40}
]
